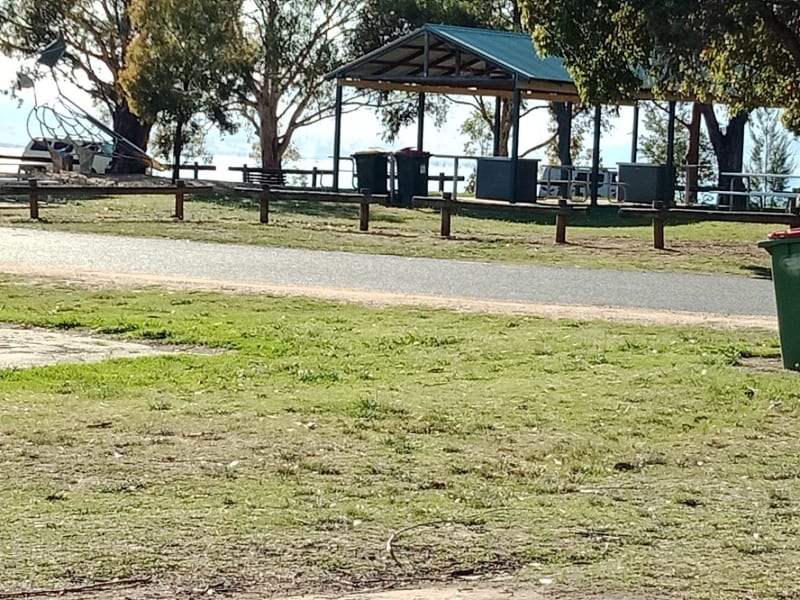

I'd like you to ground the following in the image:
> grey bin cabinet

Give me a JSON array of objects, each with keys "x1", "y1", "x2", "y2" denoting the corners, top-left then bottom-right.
[
  {"x1": 476, "y1": 157, "x2": 538, "y2": 202},
  {"x1": 618, "y1": 163, "x2": 674, "y2": 204}
]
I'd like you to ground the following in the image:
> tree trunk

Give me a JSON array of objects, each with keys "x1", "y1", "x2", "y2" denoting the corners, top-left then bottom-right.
[
  {"x1": 552, "y1": 102, "x2": 573, "y2": 166},
  {"x1": 700, "y1": 105, "x2": 748, "y2": 209},
  {"x1": 172, "y1": 117, "x2": 185, "y2": 184},
  {"x1": 109, "y1": 103, "x2": 152, "y2": 175},
  {"x1": 257, "y1": 92, "x2": 283, "y2": 169},
  {"x1": 496, "y1": 98, "x2": 512, "y2": 157}
]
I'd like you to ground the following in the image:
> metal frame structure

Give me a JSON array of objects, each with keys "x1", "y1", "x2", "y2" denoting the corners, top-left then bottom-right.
[{"x1": 326, "y1": 24, "x2": 669, "y2": 204}]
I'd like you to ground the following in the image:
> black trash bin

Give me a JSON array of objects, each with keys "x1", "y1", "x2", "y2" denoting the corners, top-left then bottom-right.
[
  {"x1": 394, "y1": 148, "x2": 431, "y2": 207},
  {"x1": 352, "y1": 150, "x2": 389, "y2": 195}
]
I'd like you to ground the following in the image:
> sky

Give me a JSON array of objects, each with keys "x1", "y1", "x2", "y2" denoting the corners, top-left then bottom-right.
[{"x1": 0, "y1": 54, "x2": 639, "y2": 172}]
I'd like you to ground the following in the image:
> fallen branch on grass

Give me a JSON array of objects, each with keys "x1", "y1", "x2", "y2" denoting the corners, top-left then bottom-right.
[
  {"x1": 0, "y1": 576, "x2": 152, "y2": 598},
  {"x1": 386, "y1": 519, "x2": 455, "y2": 567}
]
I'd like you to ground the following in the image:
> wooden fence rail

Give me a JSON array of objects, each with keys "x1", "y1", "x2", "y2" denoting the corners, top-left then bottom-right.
[
  {"x1": 0, "y1": 180, "x2": 213, "y2": 220},
  {"x1": 412, "y1": 194, "x2": 588, "y2": 243},
  {"x1": 619, "y1": 204, "x2": 800, "y2": 249},
  {"x1": 234, "y1": 186, "x2": 389, "y2": 231}
]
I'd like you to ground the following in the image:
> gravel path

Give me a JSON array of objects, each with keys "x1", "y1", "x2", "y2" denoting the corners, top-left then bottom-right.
[{"x1": 0, "y1": 227, "x2": 777, "y2": 322}]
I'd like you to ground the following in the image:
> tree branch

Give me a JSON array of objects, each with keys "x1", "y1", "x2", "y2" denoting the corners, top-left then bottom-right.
[{"x1": 757, "y1": 0, "x2": 800, "y2": 65}]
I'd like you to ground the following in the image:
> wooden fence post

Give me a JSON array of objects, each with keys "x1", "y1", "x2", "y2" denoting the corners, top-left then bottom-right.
[
  {"x1": 438, "y1": 172, "x2": 446, "y2": 192},
  {"x1": 174, "y1": 180, "x2": 185, "y2": 220},
  {"x1": 28, "y1": 178, "x2": 39, "y2": 220},
  {"x1": 653, "y1": 216, "x2": 665, "y2": 249},
  {"x1": 652, "y1": 200, "x2": 666, "y2": 249},
  {"x1": 555, "y1": 198, "x2": 568, "y2": 244},
  {"x1": 440, "y1": 191, "x2": 452, "y2": 237},
  {"x1": 260, "y1": 188, "x2": 270, "y2": 224},
  {"x1": 312, "y1": 167, "x2": 319, "y2": 188},
  {"x1": 359, "y1": 188, "x2": 371, "y2": 232},
  {"x1": 193, "y1": 162, "x2": 200, "y2": 180}
]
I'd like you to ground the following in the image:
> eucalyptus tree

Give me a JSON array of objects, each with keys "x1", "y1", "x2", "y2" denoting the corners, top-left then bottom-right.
[
  {"x1": 520, "y1": 0, "x2": 800, "y2": 202},
  {"x1": 747, "y1": 108, "x2": 797, "y2": 193},
  {"x1": 237, "y1": 0, "x2": 361, "y2": 169},
  {"x1": 120, "y1": 0, "x2": 246, "y2": 182}
]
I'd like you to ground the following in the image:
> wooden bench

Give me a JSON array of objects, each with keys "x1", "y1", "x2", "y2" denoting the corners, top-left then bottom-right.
[
  {"x1": 234, "y1": 186, "x2": 389, "y2": 231},
  {"x1": 618, "y1": 203, "x2": 800, "y2": 249},
  {"x1": 239, "y1": 168, "x2": 286, "y2": 187},
  {"x1": 230, "y1": 166, "x2": 335, "y2": 189},
  {"x1": 0, "y1": 180, "x2": 212, "y2": 220},
  {"x1": 412, "y1": 194, "x2": 589, "y2": 243}
]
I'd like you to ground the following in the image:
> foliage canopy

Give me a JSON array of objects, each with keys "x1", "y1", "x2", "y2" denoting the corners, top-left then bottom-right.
[{"x1": 522, "y1": 0, "x2": 800, "y2": 132}]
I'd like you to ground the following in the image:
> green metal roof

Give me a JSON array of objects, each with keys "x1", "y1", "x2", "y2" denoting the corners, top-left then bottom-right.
[
  {"x1": 424, "y1": 24, "x2": 572, "y2": 83},
  {"x1": 327, "y1": 24, "x2": 580, "y2": 100}
]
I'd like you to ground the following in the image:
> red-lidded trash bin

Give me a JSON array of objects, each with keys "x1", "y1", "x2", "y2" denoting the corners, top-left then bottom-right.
[
  {"x1": 758, "y1": 227, "x2": 800, "y2": 370},
  {"x1": 393, "y1": 148, "x2": 431, "y2": 207}
]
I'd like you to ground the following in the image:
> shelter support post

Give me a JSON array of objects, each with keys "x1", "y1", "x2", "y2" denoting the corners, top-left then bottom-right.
[
  {"x1": 590, "y1": 105, "x2": 602, "y2": 207},
  {"x1": 417, "y1": 93, "x2": 426, "y2": 151},
  {"x1": 493, "y1": 97, "x2": 502, "y2": 156},
  {"x1": 510, "y1": 86, "x2": 521, "y2": 203},
  {"x1": 631, "y1": 103, "x2": 640, "y2": 163},
  {"x1": 557, "y1": 102, "x2": 573, "y2": 198},
  {"x1": 332, "y1": 84, "x2": 343, "y2": 191},
  {"x1": 665, "y1": 100, "x2": 677, "y2": 206}
]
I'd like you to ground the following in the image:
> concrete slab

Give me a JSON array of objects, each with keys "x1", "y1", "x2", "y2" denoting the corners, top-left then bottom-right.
[{"x1": 0, "y1": 324, "x2": 174, "y2": 369}]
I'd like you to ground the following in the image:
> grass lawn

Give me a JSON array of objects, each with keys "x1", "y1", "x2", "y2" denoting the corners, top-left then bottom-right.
[
  {"x1": 0, "y1": 191, "x2": 776, "y2": 277},
  {"x1": 0, "y1": 277, "x2": 798, "y2": 598}
]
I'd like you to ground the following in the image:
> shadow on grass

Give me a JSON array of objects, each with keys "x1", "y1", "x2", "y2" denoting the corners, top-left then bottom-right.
[
  {"x1": 200, "y1": 189, "x2": 650, "y2": 229},
  {"x1": 457, "y1": 204, "x2": 652, "y2": 228},
  {"x1": 742, "y1": 265, "x2": 773, "y2": 280},
  {"x1": 196, "y1": 192, "x2": 415, "y2": 224}
]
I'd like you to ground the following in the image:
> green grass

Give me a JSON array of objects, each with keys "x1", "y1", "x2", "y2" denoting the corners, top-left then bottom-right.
[
  {"x1": 0, "y1": 192, "x2": 775, "y2": 277},
  {"x1": 0, "y1": 277, "x2": 798, "y2": 598}
]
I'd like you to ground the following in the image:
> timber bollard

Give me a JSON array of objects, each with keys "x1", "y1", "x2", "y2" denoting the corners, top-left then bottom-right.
[
  {"x1": 440, "y1": 192, "x2": 452, "y2": 238},
  {"x1": 555, "y1": 198, "x2": 568, "y2": 244},
  {"x1": 652, "y1": 200, "x2": 666, "y2": 249},
  {"x1": 28, "y1": 179, "x2": 39, "y2": 220},
  {"x1": 260, "y1": 188, "x2": 270, "y2": 224},
  {"x1": 359, "y1": 188, "x2": 371, "y2": 232},
  {"x1": 174, "y1": 180, "x2": 185, "y2": 220}
]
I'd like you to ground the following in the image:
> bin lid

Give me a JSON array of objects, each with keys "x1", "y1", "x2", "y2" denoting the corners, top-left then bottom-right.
[
  {"x1": 394, "y1": 147, "x2": 431, "y2": 156},
  {"x1": 758, "y1": 227, "x2": 800, "y2": 249},
  {"x1": 352, "y1": 148, "x2": 388, "y2": 156},
  {"x1": 768, "y1": 227, "x2": 800, "y2": 240}
]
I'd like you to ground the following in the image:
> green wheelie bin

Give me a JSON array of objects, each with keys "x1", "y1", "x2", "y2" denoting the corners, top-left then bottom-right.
[{"x1": 758, "y1": 228, "x2": 800, "y2": 371}]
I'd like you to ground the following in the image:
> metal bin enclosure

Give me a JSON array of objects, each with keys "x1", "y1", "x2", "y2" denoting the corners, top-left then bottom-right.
[{"x1": 476, "y1": 157, "x2": 538, "y2": 202}]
